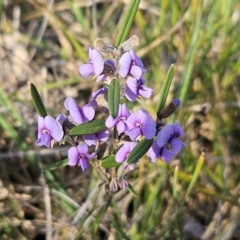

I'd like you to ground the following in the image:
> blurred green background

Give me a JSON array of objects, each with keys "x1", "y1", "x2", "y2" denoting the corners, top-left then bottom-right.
[{"x1": 0, "y1": 0, "x2": 240, "y2": 239}]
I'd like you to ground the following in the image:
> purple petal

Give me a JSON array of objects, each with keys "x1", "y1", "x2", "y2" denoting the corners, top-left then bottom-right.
[
  {"x1": 115, "y1": 142, "x2": 137, "y2": 162},
  {"x1": 105, "y1": 59, "x2": 115, "y2": 68},
  {"x1": 56, "y1": 114, "x2": 67, "y2": 126},
  {"x1": 45, "y1": 116, "x2": 63, "y2": 141},
  {"x1": 96, "y1": 129, "x2": 109, "y2": 142},
  {"x1": 116, "y1": 121, "x2": 126, "y2": 135},
  {"x1": 83, "y1": 134, "x2": 97, "y2": 146},
  {"x1": 125, "y1": 84, "x2": 137, "y2": 101},
  {"x1": 65, "y1": 98, "x2": 95, "y2": 124},
  {"x1": 160, "y1": 148, "x2": 174, "y2": 163},
  {"x1": 126, "y1": 77, "x2": 138, "y2": 93},
  {"x1": 105, "y1": 115, "x2": 118, "y2": 128},
  {"x1": 90, "y1": 49, "x2": 104, "y2": 75},
  {"x1": 118, "y1": 52, "x2": 131, "y2": 77},
  {"x1": 170, "y1": 138, "x2": 185, "y2": 154},
  {"x1": 79, "y1": 157, "x2": 89, "y2": 171},
  {"x1": 129, "y1": 50, "x2": 145, "y2": 69},
  {"x1": 141, "y1": 114, "x2": 156, "y2": 139},
  {"x1": 139, "y1": 85, "x2": 153, "y2": 99},
  {"x1": 81, "y1": 106, "x2": 95, "y2": 122},
  {"x1": 68, "y1": 147, "x2": 79, "y2": 166},
  {"x1": 40, "y1": 134, "x2": 52, "y2": 148},
  {"x1": 64, "y1": 97, "x2": 78, "y2": 111},
  {"x1": 96, "y1": 74, "x2": 107, "y2": 82},
  {"x1": 120, "y1": 103, "x2": 131, "y2": 118},
  {"x1": 109, "y1": 179, "x2": 118, "y2": 191},
  {"x1": 77, "y1": 143, "x2": 89, "y2": 154},
  {"x1": 156, "y1": 124, "x2": 174, "y2": 147},
  {"x1": 79, "y1": 64, "x2": 94, "y2": 78},
  {"x1": 125, "y1": 127, "x2": 141, "y2": 141},
  {"x1": 172, "y1": 99, "x2": 181, "y2": 108},
  {"x1": 173, "y1": 122, "x2": 184, "y2": 138},
  {"x1": 126, "y1": 110, "x2": 143, "y2": 129},
  {"x1": 37, "y1": 116, "x2": 45, "y2": 138},
  {"x1": 147, "y1": 142, "x2": 160, "y2": 162},
  {"x1": 130, "y1": 65, "x2": 143, "y2": 79}
]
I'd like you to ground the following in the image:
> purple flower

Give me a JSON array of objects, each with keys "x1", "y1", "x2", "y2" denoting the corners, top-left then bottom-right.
[
  {"x1": 125, "y1": 77, "x2": 153, "y2": 101},
  {"x1": 105, "y1": 103, "x2": 131, "y2": 135},
  {"x1": 83, "y1": 129, "x2": 109, "y2": 146},
  {"x1": 115, "y1": 142, "x2": 137, "y2": 163},
  {"x1": 119, "y1": 178, "x2": 128, "y2": 189},
  {"x1": 118, "y1": 50, "x2": 146, "y2": 79},
  {"x1": 147, "y1": 122, "x2": 185, "y2": 162},
  {"x1": 64, "y1": 97, "x2": 95, "y2": 124},
  {"x1": 79, "y1": 48, "x2": 104, "y2": 78},
  {"x1": 68, "y1": 143, "x2": 96, "y2": 171},
  {"x1": 87, "y1": 86, "x2": 108, "y2": 108},
  {"x1": 115, "y1": 142, "x2": 137, "y2": 171},
  {"x1": 109, "y1": 179, "x2": 118, "y2": 192},
  {"x1": 172, "y1": 99, "x2": 181, "y2": 108},
  {"x1": 56, "y1": 114, "x2": 67, "y2": 126},
  {"x1": 35, "y1": 116, "x2": 64, "y2": 148},
  {"x1": 96, "y1": 60, "x2": 116, "y2": 82},
  {"x1": 125, "y1": 110, "x2": 156, "y2": 141}
]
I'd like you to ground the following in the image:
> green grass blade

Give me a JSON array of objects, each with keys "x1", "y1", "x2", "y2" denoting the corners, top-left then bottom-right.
[
  {"x1": 185, "y1": 152, "x2": 205, "y2": 199},
  {"x1": 173, "y1": 166, "x2": 179, "y2": 200},
  {"x1": 42, "y1": 158, "x2": 69, "y2": 171}
]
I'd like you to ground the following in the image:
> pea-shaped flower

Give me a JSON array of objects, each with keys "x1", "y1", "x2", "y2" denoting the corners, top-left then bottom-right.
[
  {"x1": 147, "y1": 122, "x2": 185, "y2": 162},
  {"x1": 105, "y1": 103, "x2": 131, "y2": 135},
  {"x1": 125, "y1": 110, "x2": 156, "y2": 141},
  {"x1": 68, "y1": 143, "x2": 96, "y2": 171},
  {"x1": 35, "y1": 116, "x2": 64, "y2": 148},
  {"x1": 118, "y1": 50, "x2": 146, "y2": 79},
  {"x1": 64, "y1": 97, "x2": 95, "y2": 124},
  {"x1": 79, "y1": 48, "x2": 104, "y2": 78},
  {"x1": 125, "y1": 77, "x2": 153, "y2": 102}
]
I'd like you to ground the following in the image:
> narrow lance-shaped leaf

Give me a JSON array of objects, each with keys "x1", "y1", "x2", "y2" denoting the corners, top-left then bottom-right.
[
  {"x1": 100, "y1": 154, "x2": 122, "y2": 168},
  {"x1": 173, "y1": 166, "x2": 179, "y2": 200},
  {"x1": 108, "y1": 78, "x2": 120, "y2": 119},
  {"x1": 111, "y1": 222, "x2": 131, "y2": 240},
  {"x1": 127, "y1": 183, "x2": 137, "y2": 197},
  {"x1": 115, "y1": 0, "x2": 140, "y2": 46},
  {"x1": 185, "y1": 152, "x2": 205, "y2": 199},
  {"x1": 127, "y1": 138, "x2": 154, "y2": 164},
  {"x1": 156, "y1": 65, "x2": 174, "y2": 115},
  {"x1": 30, "y1": 82, "x2": 47, "y2": 117},
  {"x1": 42, "y1": 158, "x2": 69, "y2": 171},
  {"x1": 69, "y1": 119, "x2": 106, "y2": 136}
]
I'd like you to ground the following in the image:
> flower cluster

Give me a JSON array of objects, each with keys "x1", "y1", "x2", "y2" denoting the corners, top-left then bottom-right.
[{"x1": 35, "y1": 36, "x2": 185, "y2": 192}]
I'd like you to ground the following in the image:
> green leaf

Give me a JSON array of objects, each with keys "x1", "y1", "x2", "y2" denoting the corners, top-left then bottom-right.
[
  {"x1": 108, "y1": 79, "x2": 120, "y2": 118},
  {"x1": 69, "y1": 119, "x2": 106, "y2": 136},
  {"x1": 115, "y1": 0, "x2": 140, "y2": 46},
  {"x1": 30, "y1": 83, "x2": 47, "y2": 117},
  {"x1": 42, "y1": 158, "x2": 69, "y2": 171},
  {"x1": 127, "y1": 138, "x2": 154, "y2": 164},
  {"x1": 111, "y1": 222, "x2": 131, "y2": 240},
  {"x1": 156, "y1": 65, "x2": 174, "y2": 115},
  {"x1": 100, "y1": 154, "x2": 122, "y2": 168},
  {"x1": 185, "y1": 152, "x2": 205, "y2": 199},
  {"x1": 127, "y1": 183, "x2": 137, "y2": 197},
  {"x1": 173, "y1": 166, "x2": 179, "y2": 200}
]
